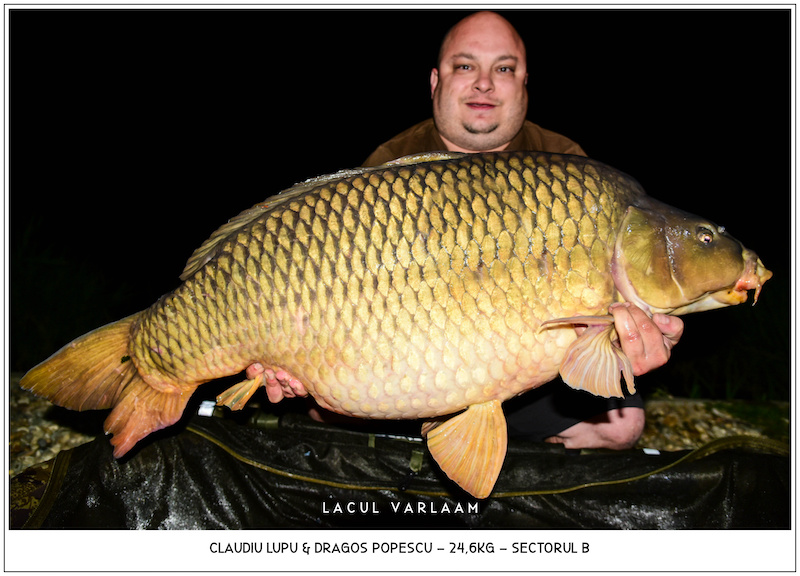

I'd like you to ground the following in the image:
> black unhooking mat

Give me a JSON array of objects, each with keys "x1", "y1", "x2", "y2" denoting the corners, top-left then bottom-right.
[{"x1": 10, "y1": 410, "x2": 790, "y2": 529}]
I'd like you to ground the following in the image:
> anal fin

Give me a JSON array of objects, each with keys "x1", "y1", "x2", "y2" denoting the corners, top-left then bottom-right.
[
  {"x1": 104, "y1": 380, "x2": 194, "y2": 458},
  {"x1": 423, "y1": 400, "x2": 507, "y2": 499}
]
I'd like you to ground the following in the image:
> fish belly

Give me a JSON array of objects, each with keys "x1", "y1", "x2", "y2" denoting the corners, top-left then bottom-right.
[{"x1": 132, "y1": 153, "x2": 631, "y2": 419}]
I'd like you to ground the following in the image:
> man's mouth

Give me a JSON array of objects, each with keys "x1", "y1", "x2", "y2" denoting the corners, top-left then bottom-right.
[{"x1": 466, "y1": 102, "x2": 497, "y2": 110}]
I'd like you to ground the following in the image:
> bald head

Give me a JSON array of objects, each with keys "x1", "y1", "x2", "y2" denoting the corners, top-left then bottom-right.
[
  {"x1": 430, "y1": 12, "x2": 529, "y2": 153},
  {"x1": 437, "y1": 11, "x2": 527, "y2": 69}
]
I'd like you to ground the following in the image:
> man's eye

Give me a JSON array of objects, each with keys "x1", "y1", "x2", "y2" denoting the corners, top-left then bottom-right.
[{"x1": 498, "y1": 66, "x2": 514, "y2": 73}]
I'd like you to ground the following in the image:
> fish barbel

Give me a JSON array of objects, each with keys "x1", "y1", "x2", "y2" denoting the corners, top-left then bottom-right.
[{"x1": 20, "y1": 151, "x2": 772, "y2": 498}]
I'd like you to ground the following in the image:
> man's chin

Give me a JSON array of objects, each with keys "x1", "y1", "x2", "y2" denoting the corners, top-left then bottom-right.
[
  {"x1": 463, "y1": 121, "x2": 500, "y2": 135},
  {"x1": 452, "y1": 125, "x2": 513, "y2": 152}
]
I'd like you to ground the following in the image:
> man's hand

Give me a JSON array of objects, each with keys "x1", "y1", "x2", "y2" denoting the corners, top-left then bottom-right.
[
  {"x1": 609, "y1": 302, "x2": 684, "y2": 376},
  {"x1": 246, "y1": 362, "x2": 309, "y2": 403}
]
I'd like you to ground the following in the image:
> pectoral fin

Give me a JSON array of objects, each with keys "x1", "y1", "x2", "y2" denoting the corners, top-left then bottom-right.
[
  {"x1": 544, "y1": 315, "x2": 635, "y2": 398},
  {"x1": 423, "y1": 400, "x2": 507, "y2": 499}
]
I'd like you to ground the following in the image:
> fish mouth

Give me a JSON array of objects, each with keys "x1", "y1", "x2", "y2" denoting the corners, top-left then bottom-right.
[
  {"x1": 712, "y1": 253, "x2": 773, "y2": 307},
  {"x1": 667, "y1": 251, "x2": 772, "y2": 315}
]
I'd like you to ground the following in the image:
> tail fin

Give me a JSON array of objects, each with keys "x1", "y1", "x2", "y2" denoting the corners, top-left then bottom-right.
[
  {"x1": 19, "y1": 314, "x2": 194, "y2": 458},
  {"x1": 20, "y1": 315, "x2": 139, "y2": 411}
]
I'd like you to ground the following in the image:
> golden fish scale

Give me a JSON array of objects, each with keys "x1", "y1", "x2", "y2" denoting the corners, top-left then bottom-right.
[{"x1": 130, "y1": 153, "x2": 638, "y2": 419}]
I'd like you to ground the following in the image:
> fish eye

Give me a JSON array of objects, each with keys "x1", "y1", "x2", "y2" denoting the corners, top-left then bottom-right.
[{"x1": 696, "y1": 226, "x2": 714, "y2": 245}]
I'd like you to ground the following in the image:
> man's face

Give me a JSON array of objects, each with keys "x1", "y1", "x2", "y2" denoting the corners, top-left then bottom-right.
[{"x1": 431, "y1": 13, "x2": 529, "y2": 153}]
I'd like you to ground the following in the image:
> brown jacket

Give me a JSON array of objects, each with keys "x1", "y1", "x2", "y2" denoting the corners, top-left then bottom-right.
[{"x1": 363, "y1": 118, "x2": 587, "y2": 167}]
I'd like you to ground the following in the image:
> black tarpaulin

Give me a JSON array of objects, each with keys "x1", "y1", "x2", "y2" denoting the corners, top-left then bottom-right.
[{"x1": 10, "y1": 412, "x2": 790, "y2": 529}]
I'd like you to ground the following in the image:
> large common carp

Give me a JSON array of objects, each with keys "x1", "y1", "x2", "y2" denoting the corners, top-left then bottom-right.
[{"x1": 20, "y1": 151, "x2": 771, "y2": 499}]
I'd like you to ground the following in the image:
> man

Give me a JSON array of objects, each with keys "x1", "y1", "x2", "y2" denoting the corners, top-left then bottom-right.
[
  {"x1": 263, "y1": 11, "x2": 683, "y2": 450},
  {"x1": 363, "y1": 10, "x2": 586, "y2": 165}
]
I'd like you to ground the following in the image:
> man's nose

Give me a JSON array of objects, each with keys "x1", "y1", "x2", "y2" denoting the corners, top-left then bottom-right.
[{"x1": 473, "y1": 70, "x2": 493, "y2": 92}]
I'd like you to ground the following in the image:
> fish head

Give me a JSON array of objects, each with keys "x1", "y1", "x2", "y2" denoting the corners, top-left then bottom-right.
[{"x1": 612, "y1": 198, "x2": 772, "y2": 315}]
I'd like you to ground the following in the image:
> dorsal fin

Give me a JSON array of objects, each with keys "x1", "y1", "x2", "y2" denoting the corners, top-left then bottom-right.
[
  {"x1": 180, "y1": 201, "x2": 270, "y2": 280},
  {"x1": 382, "y1": 151, "x2": 467, "y2": 166},
  {"x1": 179, "y1": 154, "x2": 466, "y2": 281},
  {"x1": 179, "y1": 168, "x2": 367, "y2": 281}
]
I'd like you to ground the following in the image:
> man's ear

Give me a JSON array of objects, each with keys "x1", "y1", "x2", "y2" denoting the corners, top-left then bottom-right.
[{"x1": 430, "y1": 68, "x2": 439, "y2": 98}]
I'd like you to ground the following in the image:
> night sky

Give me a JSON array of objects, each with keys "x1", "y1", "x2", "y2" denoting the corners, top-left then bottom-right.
[{"x1": 9, "y1": 8, "x2": 792, "y2": 400}]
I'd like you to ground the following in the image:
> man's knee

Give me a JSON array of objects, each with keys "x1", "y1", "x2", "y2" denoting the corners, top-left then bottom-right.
[
  {"x1": 547, "y1": 406, "x2": 645, "y2": 449},
  {"x1": 603, "y1": 406, "x2": 645, "y2": 449}
]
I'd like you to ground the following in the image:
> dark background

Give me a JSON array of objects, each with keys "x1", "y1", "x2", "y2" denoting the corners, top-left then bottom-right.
[{"x1": 9, "y1": 8, "x2": 792, "y2": 400}]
